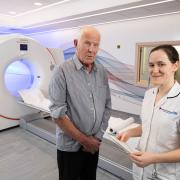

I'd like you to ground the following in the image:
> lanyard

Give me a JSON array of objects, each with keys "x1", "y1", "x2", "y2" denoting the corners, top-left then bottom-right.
[{"x1": 147, "y1": 164, "x2": 161, "y2": 180}]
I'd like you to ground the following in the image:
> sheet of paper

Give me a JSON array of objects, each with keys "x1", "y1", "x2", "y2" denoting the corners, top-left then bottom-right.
[{"x1": 107, "y1": 133, "x2": 134, "y2": 153}]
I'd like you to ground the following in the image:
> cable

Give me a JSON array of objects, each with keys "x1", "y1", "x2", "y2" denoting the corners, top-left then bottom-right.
[
  {"x1": 46, "y1": 48, "x2": 57, "y2": 65},
  {"x1": 0, "y1": 114, "x2": 20, "y2": 120}
]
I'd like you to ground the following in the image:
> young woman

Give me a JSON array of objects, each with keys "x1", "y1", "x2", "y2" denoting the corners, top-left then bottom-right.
[{"x1": 118, "y1": 45, "x2": 180, "y2": 180}]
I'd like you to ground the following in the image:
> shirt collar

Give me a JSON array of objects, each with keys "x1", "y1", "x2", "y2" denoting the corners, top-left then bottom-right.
[
  {"x1": 73, "y1": 54, "x2": 97, "y2": 72},
  {"x1": 152, "y1": 81, "x2": 180, "y2": 98},
  {"x1": 167, "y1": 81, "x2": 180, "y2": 98},
  {"x1": 73, "y1": 55, "x2": 83, "y2": 70}
]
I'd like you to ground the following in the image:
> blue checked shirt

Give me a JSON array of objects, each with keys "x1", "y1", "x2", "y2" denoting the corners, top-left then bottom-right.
[{"x1": 49, "y1": 55, "x2": 111, "y2": 151}]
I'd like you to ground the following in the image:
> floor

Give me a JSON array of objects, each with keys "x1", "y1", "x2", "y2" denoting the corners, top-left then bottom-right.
[{"x1": 0, "y1": 127, "x2": 121, "y2": 180}]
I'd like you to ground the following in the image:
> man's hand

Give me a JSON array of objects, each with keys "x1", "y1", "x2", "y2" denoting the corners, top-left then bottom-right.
[
  {"x1": 81, "y1": 136, "x2": 101, "y2": 154},
  {"x1": 55, "y1": 116, "x2": 101, "y2": 154}
]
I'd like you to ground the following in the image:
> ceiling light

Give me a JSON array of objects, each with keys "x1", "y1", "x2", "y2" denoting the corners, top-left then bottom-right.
[
  {"x1": 13, "y1": 0, "x2": 71, "y2": 17},
  {"x1": 34, "y1": 2, "x2": 43, "y2": 6}
]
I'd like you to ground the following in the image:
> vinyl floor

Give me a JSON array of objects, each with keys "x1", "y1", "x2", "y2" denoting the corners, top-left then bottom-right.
[{"x1": 0, "y1": 127, "x2": 121, "y2": 180}]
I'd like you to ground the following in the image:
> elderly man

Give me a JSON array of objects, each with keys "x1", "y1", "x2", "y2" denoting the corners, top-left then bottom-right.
[{"x1": 49, "y1": 26, "x2": 111, "y2": 180}]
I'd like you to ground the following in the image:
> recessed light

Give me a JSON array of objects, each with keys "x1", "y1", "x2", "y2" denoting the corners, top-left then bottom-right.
[
  {"x1": 9, "y1": 11, "x2": 16, "y2": 15},
  {"x1": 34, "y1": 2, "x2": 43, "y2": 6}
]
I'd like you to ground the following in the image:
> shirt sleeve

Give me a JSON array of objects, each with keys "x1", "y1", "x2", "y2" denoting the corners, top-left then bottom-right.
[
  {"x1": 48, "y1": 65, "x2": 67, "y2": 119},
  {"x1": 95, "y1": 69, "x2": 111, "y2": 140}
]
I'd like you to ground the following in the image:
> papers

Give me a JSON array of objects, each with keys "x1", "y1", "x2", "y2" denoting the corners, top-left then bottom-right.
[
  {"x1": 104, "y1": 116, "x2": 140, "y2": 153},
  {"x1": 105, "y1": 132, "x2": 134, "y2": 153}
]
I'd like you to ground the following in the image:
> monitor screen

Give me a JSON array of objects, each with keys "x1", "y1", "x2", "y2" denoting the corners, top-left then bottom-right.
[{"x1": 20, "y1": 44, "x2": 28, "y2": 51}]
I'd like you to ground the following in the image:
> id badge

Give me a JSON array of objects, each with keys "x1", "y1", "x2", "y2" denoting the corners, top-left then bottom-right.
[{"x1": 147, "y1": 171, "x2": 161, "y2": 180}]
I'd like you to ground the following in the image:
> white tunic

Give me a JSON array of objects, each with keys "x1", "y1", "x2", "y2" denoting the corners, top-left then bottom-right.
[{"x1": 133, "y1": 82, "x2": 180, "y2": 180}]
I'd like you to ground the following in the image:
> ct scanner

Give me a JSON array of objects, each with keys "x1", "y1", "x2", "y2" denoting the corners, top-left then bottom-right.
[
  {"x1": 0, "y1": 35, "x2": 140, "y2": 180},
  {"x1": 0, "y1": 35, "x2": 63, "y2": 131}
]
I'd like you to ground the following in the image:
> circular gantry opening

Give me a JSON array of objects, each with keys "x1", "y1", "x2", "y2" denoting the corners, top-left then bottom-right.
[{"x1": 4, "y1": 59, "x2": 35, "y2": 97}]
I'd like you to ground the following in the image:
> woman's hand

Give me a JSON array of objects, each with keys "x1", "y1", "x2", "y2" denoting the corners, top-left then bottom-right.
[
  {"x1": 130, "y1": 151, "x2": 157, "y2": 167},
  {"x1": 116, "y1": 125, "x2": 142, "y2": 142},
  {"x1": 116, "y1": 130, "x2": 131, "y2": 142}
]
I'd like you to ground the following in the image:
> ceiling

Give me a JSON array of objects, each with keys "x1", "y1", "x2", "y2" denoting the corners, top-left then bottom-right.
[
  {"x1": 0, "y1": 0, "x2": 180, "y2": 35},
  {"x1": 0, "y1": 0, "x2": 66, "y2": 16}
]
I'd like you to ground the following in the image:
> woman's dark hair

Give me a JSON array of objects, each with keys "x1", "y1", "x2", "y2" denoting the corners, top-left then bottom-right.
[{"x1": 150, "y1": 44, "x2": 179, "y2": 64}]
